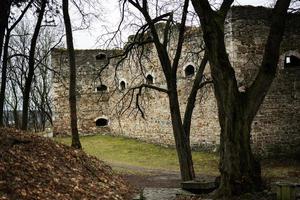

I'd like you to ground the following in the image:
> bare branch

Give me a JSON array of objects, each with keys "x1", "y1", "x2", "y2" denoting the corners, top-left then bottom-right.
[
  {"x1": 219, "y1": 0, "x2": 234, "y2": 18},
  {"x1": 198, "y1": 80, "x2": 213, "y2": 89},
  {"x1": 131, "y1": 83, "x2": 169, "y2": 93},
  {"x1": 136, "y1": 86, "x2": 145, "y2": 118},
  {"x1": 172, "y1": 0, "x2": 189, "y2": 75}
]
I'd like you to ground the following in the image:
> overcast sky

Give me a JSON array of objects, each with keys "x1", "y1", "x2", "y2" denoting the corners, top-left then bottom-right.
[{"x1": 72, "y1": 0, "x2": 270, "y2": 49}]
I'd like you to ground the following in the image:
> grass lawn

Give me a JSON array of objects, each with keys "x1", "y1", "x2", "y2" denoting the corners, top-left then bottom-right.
[
  {"x1": 55, "y1": 134, "x2": 300, "y2": 179},
  {"x1": 55, "y1": 134, "x2": 219, "y2": 175}
]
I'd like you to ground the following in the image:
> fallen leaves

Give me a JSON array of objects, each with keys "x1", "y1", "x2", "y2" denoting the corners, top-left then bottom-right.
[{"x1": 0, "y1": 128, "x2": 133, "y2": 200}]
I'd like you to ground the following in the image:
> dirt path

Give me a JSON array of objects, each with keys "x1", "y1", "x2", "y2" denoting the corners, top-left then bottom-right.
[
  {"x1": 109, "y1": 160, "x2": 300, "y2": 200},
  {"x1": 109, "y1": 162, "x2": 180, "y2": 176},
  {"x1": 109, "y1": 162, "x2": 217, "y2": 190},
  {"x1": 109, "y1": 162, "x2": 182, "y2": 189}
]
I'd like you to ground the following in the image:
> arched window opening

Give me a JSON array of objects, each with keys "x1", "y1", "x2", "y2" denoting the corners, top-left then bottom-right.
[
  {"x1": 96, "y1": 84, "x2": 108, "y2": 92},
  {"x1": 95, "y1": 53, "x2": 107, "y2": 61},
  {"x1": 120, "y1": 81, "x2": 126, "y2": 90},
  {"x1": 96, "y1": 118, "x2": 108, "y2": 127},
  {"x1": 146, "y1": 35, "x2": 152, "y2": 41},
  {"x1": 146, "y1": 74, "x2": 154, "y2": 85},
  {"x1": 185, "y1": 65, "x2": 195, "y2": 77},
  {"x1": 285, "y1": 55, "x2": 300, "y2": 68}
]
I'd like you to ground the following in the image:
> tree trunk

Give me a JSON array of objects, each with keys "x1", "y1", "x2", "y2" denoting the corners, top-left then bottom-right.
[
  {"x1": 0, "y1": 0, "x2": 10, "y2": 61},
  {"x1": 0, "y1": 30, "x2": 10, "y2": 126},
  {"x1": 217, "y1": 93, "x2": 261, "y2": 196},
  {"x1": 0, "y1": 0, "x2": 11, "y2": 127},
  {"x1": 127, "y1": 0, "x2": 201, "y2": 181},
  {"x1": 22, "y1": 0, "x2": 46, "y2": 130},
  {"x1": 62, "y1": 0, "x2": 82, "y2": 149},
  {"x1": 138, "y1": 9, "x2": 195, "y2": 180},
  {"x1": 190, "y1": 0, "x2": 291, "y2": 196},
  {"x1": 1, "y1": 1, "x2": 32, "y2": 127},
  {"x1": 0, "y1": 0, "x2": 32, "y2": 127},
  {"x1": 168, "y1": 88, "x2": 195, "y2": 181},
  {"x1": 183, "y1": 53, "x2": 208, "y2": 141},
  {"x1": 13, "y1": 108, "x2": 19, "y2": 129}
]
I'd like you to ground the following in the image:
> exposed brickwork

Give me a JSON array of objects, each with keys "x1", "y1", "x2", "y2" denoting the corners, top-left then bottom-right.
[{"x1": 51, "y1": 6, "x2": 300, "y2": 157}]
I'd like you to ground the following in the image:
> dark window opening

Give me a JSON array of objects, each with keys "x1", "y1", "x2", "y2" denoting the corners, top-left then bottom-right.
[
  {"x1": 95, "y1": 53, "x2": 107, "y2": 60},
  {"x1": 146, "y1": 35, "x2": 152, "y2": 41},
  {"x1": 96, "y1": 118, "x2": 108, "y2": 126},
  {"x1": 285, "y1": 55, "x2": 300, "y2": 68},
  {"x1": 96, "y1": 84, "x2": 108, "y2": 92},
  {"x1": 185, "y1": 65, "x2": 195, "y2": 77},
  {"x1": 120, "y1": 81, "x2": 126, "y2": 90},
  {"x1": 146, "y1": 74, "x2": 154, "y2": 85}
]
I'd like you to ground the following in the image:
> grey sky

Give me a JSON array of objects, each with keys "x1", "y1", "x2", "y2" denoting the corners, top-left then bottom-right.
[{"x1": 72, "y1": 0, "x2": 270, "y2": 49}]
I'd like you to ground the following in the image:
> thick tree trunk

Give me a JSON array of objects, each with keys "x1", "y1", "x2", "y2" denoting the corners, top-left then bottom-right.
[
  {"x1": 168, "y1": 88, "x2": 195, "y2": 181},
  {"x1": 22, "y1": 0, "x2": 46, "y2": 130},
  {"x1": 209, "y1": 59, "x2": 262, "y2": 196},
  {"x1": 217, "y1": 94, "x2": 261, "y2": 196},
  {"x1": 62, "y1": 0, "x2": 82, "y2": 149},
  {"x1": 190, "y1": 0, "x2": 290, "y2": 196}
]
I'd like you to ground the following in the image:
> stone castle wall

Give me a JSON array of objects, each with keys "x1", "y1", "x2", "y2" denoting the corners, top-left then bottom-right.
[
  {"x1": 225, "y1": 6, "x2": 300, "y2": 156},
  {"x1": 51, "y1": 6, "x2": 300, "y2": 157}
]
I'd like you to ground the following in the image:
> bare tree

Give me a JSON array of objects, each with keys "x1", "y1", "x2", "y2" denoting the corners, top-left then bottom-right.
[
  {"x1": 5, "y1": 76, "x2": 21, "y2": 128},
  {"x1": 3, "y1": 13, "x2": 60, "y2": 129},
  {"x1": 4, "y1": 21, "x2": 31, "y2": 128},
  {"x1": 30, "y1": 28, "x2": 55, "y2": 131},
  {"x1": 21, "y1": 0, "x2": 47, "y2": 130},
  {"x1": 109, "y1": 0, "x2": 213, "y2": 181},
  {"x1": 190, "y1": 0, "x2": 291, "y2": 196},
  {"x1": 62, "y1": 0, "x2": 82, "y2": 149},
  {"x1": 0, "y1": 0, "x2": 33, "y2": 127}
]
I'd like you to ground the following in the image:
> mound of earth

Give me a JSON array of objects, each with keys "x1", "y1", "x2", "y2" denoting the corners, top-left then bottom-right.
[{"x1": 0, "y1": 128, "x2": 133, "y2": 200}]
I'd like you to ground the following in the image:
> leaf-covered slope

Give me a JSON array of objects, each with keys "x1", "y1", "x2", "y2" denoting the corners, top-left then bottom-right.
[{"x1": 0, "y1": 128, "x2": 133, "y2": 200}]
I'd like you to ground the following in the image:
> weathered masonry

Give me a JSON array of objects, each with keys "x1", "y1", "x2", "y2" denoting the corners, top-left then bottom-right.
[{"x1": 51, "y1": 6, "x2": 300, "y2": 157}]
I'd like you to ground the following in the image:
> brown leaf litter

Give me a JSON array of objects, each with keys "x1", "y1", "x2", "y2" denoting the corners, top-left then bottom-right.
[{"x1": 0, "y1": 128, "x2": 134, "y2": 200}]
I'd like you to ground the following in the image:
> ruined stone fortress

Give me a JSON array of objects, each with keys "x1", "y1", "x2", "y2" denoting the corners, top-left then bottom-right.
[{"x1": 51, "y1": 6, "x2": 300, "y2": 156}]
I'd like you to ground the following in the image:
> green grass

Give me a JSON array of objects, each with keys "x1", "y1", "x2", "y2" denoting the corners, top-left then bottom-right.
[
  {"x1": 55, "y1": 135, "x2": 300, "y2": 178},
  {"x1": 55, "y1": 135, "x2": 219, "y2": 175}
]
